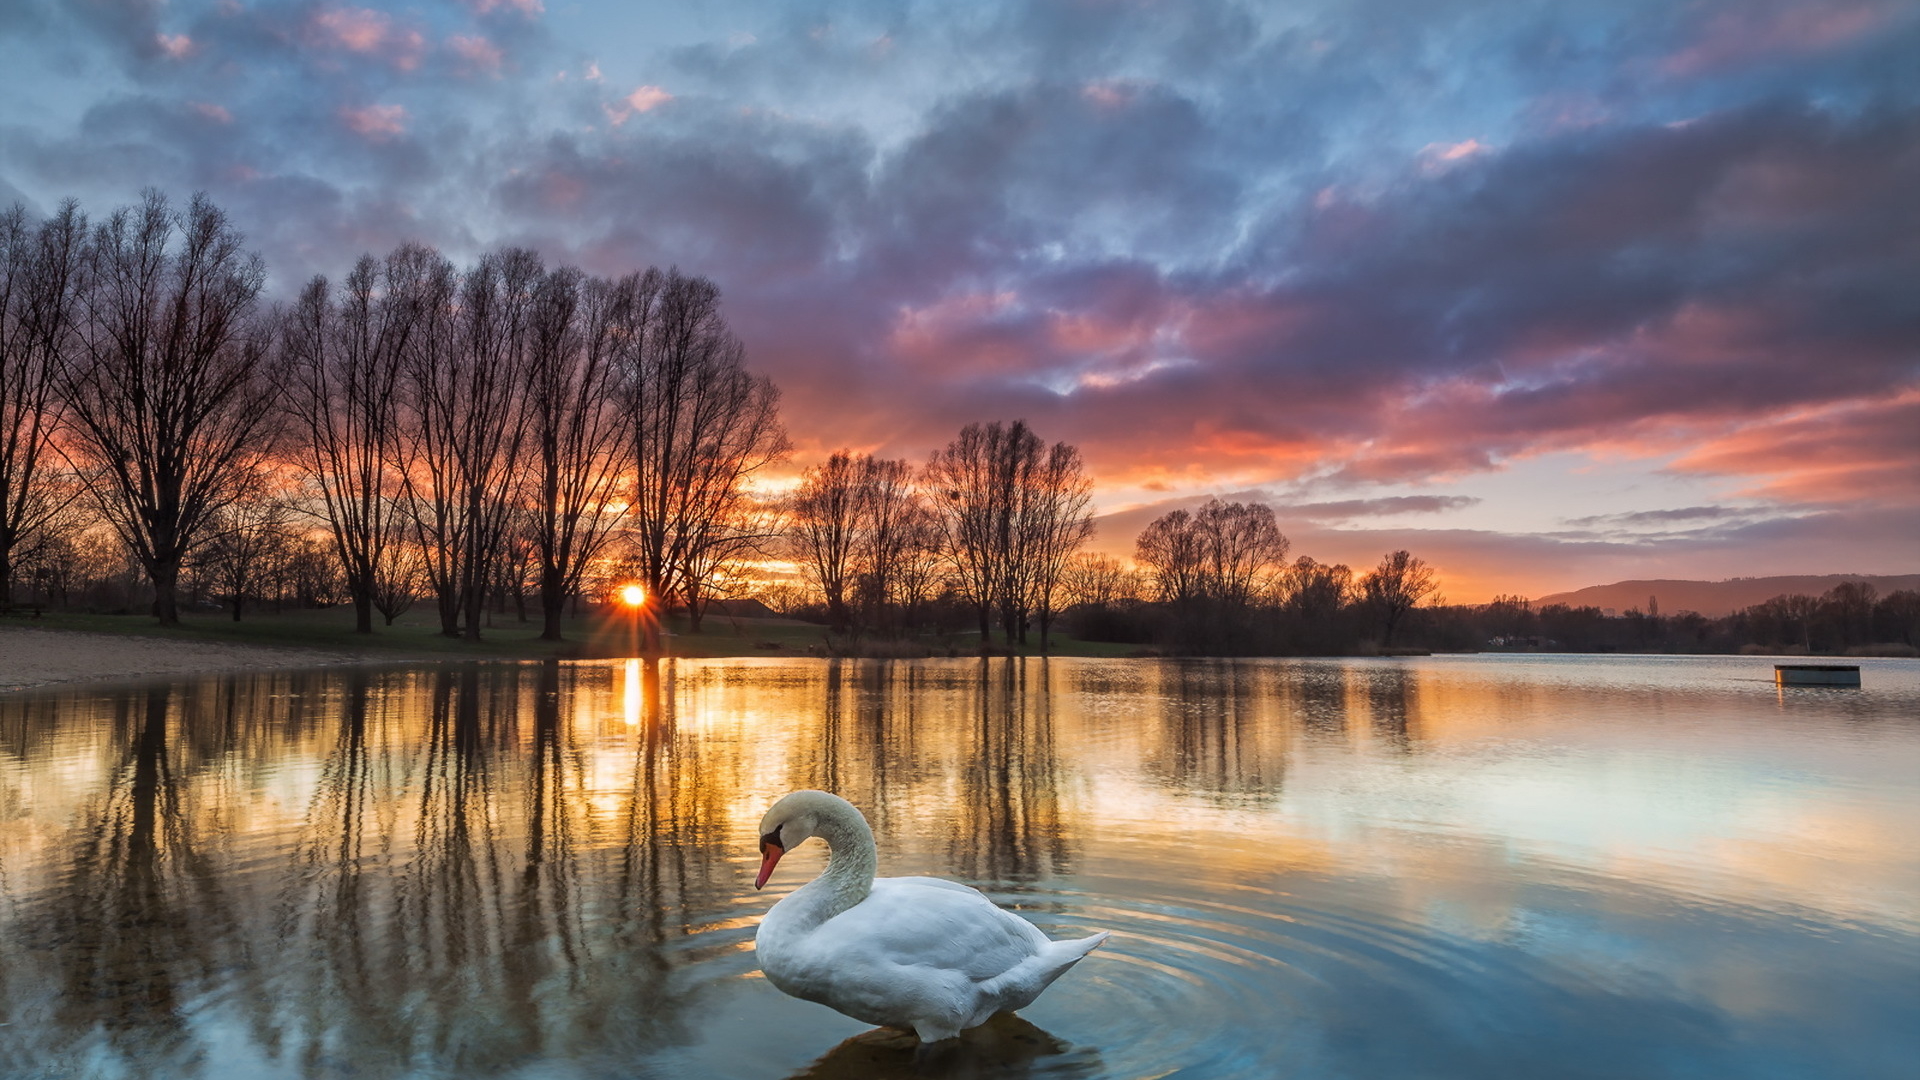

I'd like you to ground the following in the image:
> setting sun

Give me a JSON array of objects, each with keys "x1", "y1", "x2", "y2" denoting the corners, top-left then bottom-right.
[{"x1": 619, "y1": 584, "x2": 646, "y2": 608}]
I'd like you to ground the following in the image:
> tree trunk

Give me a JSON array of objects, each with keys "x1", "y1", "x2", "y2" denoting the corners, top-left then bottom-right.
[
  {"x1": 539, "y1": 565, "x2": 566, "y2": 642},
  {"x1": 150, "y1": 559, "x2": 182, "y2": 627}
]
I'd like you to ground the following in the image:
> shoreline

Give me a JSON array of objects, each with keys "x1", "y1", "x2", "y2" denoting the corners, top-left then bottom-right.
[{"x1": 0, "y1": 625, "x2": 399, "y2": 694}]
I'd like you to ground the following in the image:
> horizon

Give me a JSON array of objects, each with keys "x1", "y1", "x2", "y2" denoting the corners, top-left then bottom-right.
[{"x1": 3, "y1": 0, "x2": 1915, "y2": 604}]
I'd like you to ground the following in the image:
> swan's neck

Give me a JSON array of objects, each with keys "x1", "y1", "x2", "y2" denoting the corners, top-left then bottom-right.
[{"x1": 795, "y1": 809, "x2": 876, "y2": 922}]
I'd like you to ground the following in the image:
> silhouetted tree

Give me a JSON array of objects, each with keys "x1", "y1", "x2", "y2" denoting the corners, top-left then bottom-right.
[
  {"x1": 397, "y1": 247, "x2": 541, "y2": 639},
  {"x1": 1360, "y1": 549, "x2": 1438, "y2": 646},
  {"x1": 0, "y1": 201, "x2": 85, "y2": 605},
  {"x1": 526, "y1": 268, "x2": 642, "y2": 641},
  {"x1": 199, "y1": 483, "x2": 291, "y2": 621},
  {"x1": 627, "y1": 270, "x2": 788, "y2": 636},
  {"x1": 1023, "y1": 442, "x2": 1095, "y2": 650},
  {"x1": 283, "y1": 252, "x2": 413, "y2": 633},
  {"x1": 790, "y1": 450, "x2": 864, "y2": 632},
  {"x1": 57, "y1": 191, "x2": 280, "y2": 626}
]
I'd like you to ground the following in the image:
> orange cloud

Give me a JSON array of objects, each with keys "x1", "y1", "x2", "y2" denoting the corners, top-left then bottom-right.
[{"x1": 1669, "y1": 391, "x2": 1920, "y2": 505}]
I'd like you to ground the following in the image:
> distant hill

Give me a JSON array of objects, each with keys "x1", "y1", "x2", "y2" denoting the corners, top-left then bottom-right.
[{"x1": 1533, "y1": 575, "x2": 1920, "y2": 618}]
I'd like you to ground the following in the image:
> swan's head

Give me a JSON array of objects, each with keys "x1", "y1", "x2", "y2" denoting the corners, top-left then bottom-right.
[{"x1": 754, "y1": 790, "x2": 859, "y2": 889}]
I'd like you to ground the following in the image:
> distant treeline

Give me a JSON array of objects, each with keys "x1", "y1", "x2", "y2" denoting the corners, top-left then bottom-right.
[{"x1": 1423, "y1": 581, "x2": 1919, "y2": 657}]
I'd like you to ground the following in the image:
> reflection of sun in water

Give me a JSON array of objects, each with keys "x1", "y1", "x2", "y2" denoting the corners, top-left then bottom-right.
[{"x1": 622, "y1": 658, "x2": 641, "y2": 726}]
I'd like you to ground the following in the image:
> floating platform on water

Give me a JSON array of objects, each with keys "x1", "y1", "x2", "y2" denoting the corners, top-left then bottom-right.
[{"x1": 1775, "y1": 664, "x2": 1861, "y2": 687}]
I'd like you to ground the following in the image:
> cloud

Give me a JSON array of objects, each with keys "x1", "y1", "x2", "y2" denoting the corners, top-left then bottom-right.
[
  {"x1": 2, "y1": 0, "x2": 1913, "y2": 595},
  {"x1": 340, "y1": 103, "x2": 407, "y2": 141},
  {"x1": 448, "y1": 33, "x2": 505, "y2": 77},
  {"x1": 1662, "y1": 0, "x2": 1904, "y2": 77},
  {"x1": 1287, "y1": 496, "x2": 1484, "y2": 522},
  {"x1": 1562, "y1": 506, "x2": 1754, "y2": 528},
  {"x1": 604, "y1": 85, "x2": 673, "y2": 125}
]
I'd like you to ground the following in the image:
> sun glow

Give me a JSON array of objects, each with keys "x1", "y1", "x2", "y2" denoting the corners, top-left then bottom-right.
[
  {"x1": 619, "y1": 584, "x2": 646, "y2": 608},
  {"x1": 621, "y1": 658, "x2": 641, "y2": 726}
]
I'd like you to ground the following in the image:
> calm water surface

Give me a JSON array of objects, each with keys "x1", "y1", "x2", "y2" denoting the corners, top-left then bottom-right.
[{"x1": 1, "y1": 654, "x2": 1916, "y2": 1079}]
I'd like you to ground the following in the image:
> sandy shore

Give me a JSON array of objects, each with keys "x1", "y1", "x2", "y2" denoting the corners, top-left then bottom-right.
[{"x1": 0, "y1": 626, "x2": 382, "y2": 693}]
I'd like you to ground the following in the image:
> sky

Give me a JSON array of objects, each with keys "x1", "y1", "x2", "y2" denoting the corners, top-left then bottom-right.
[{"x1": 1, "y1": 0, "x2": 1915, "y2": 602}]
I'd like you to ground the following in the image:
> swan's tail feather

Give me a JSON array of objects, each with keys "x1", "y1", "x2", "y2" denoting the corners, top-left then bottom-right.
[
  {"x1": 1052, "y1": 930, "x2": 1110, "y2": 964},
  {"x1": 985, "y1": 930, "x2": 1112, "y2": 1016}
]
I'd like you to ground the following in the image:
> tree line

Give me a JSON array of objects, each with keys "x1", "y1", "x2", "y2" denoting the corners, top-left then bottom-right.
[
  {"x1": 1, "y1": 190, "x2": 788, "y2": 639},
  {"x1": 1429, "y1": 581, "x2": 1920, "y2": 656},
  {"x1": 5, "y1": 190, "x2": 1465, "y2": 655}
]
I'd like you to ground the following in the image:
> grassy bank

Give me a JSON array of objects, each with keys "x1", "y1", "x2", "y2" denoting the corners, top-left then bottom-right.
[{"x1": 8, "y1": 607, "x2": 1139, "y2": 661}]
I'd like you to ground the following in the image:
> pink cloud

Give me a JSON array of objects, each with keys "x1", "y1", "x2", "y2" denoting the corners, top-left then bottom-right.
[
  {"x1": 190, "y1": 101, "x2": 233, "y2": 124},
  {"x1": 340, "y1": 103, "x2": 407, "y2": 141},
  {"x1": 309, "y1": 7, "x2": 426, "y2": 70},
  {"x1": 312, "y1": 7, "x2": 389, "y2": 52},
  {"x1": 1669, "y1": 391, "x2": 1920, "y2": 505},
  {"x1": 1081, "y1": 80, "x2": 1145, "y2": 110},
  {"x1": 604, "y1": 85, "x2": 673, "y2": 126},
  {"x1": 1417, "y1": 138, "x2": 1491, "y2": 175},
  {"x1": 448, "y1": 33, "x2": 504, "y2": 76},
  {"x1": 1664, "y1": 0, "x2": 1895, "y2": 77},
  {"x1": 463, "y1": 0, "x2": 544, "y2": 15}
]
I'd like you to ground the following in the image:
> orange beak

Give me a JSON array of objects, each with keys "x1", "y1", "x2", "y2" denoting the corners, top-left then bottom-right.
[{"x1": 755, "y1": 841, "x2": 785, "y2": 890}]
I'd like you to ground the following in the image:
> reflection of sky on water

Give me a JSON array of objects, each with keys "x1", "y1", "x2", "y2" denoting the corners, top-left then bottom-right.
[{"x1": 0, "y1": 655, "x2": 1915, "y2": 1078}]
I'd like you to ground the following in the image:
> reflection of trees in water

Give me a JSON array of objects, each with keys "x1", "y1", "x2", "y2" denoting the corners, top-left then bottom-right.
[
  {"x1": 951, "y1": 658, "x2": 1070, "y2": 885},
  {"x1": 1, "y1": 682, "x2": 265, "y2": 1076},
  {"x1": 804, "y1": 659, "x2": 918, "y2": 841},
  {"x1": 262, "y1": 660, "x2": 732, "y2": 1073},
  {"x1": 1295, "y1": 663, "x2": 1351, "y2": 737},
  {"x1": 1152, "y1": 660, "x2": 1286, "y2": 805},
  {"x1": 605, "y1": 656, "x2": 734, "y2": 1053},
  {"x1": 1363, "y1": 665, "x2": 1421, "y2": 751}
]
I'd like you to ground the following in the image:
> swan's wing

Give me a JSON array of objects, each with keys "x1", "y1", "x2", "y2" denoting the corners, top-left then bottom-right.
[
  {"x1": 883, "y1": 875, "x2": 983, "y2": 896},
  {"x1": 815, "y1": 878, "x2": 1048, "y2": 982}
]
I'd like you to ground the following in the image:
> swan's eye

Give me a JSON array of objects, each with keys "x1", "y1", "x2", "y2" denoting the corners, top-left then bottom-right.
[{"x1": 760, "y1": 826, "x2": 783, "y2": 851}]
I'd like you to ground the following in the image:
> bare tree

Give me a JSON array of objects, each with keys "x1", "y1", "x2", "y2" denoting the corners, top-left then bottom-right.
[
  {"x1": 1279, "y1": 555, "x2": 1351, "y2": 618},
  {"x1": 1134, "y1": 508, "x2": 1207, "y2": 604},
  {"x1": 1136, "y1": 498, "x2": 1288, "y2": 608},
  {"x1": 57, "y1": 191, "x2": 279, "y2": 626},
  {"x1": 627, "y1": 270, "x2": 788, "y2": 637},
  {"x1": 0, "y1": 201, "x2": 85, "y2": 605},
  {"x1": 525, "y1": 268, "x2": 642, "y2": 641},
  {"x1": 199, "y1": 481, "x2": 292, "y2": 621},
  {"x1": 396, "y1": 247, "x2": 540, "y2": 639},
  {"x1": 1196, "y1": 499, "x2": 1288, "y2": 608},
  {"x1": 1023, "y1": 441, "x2": 1095, "y2": 650},
  {"x1": 371, "y1": 523, "x2": 423, "y2": 626},
  {"x1": 283, "y1": 252, "x2": 413, "y2": 633},
  {"x1": 925, "y1": 420, "x2": 1039, "y2": 643},
  {"x1": 789, "y1": 449, "x2": 863, "y2": 632},
  {"x1": 1360, "y1": 549, "x2": 1438, "y2": 645},
  {"x1": 1060, "y1": 552, "x2": 1135, "y2": 608},
  {"x1": 854, "y1": 456, "x2": 921, "y2": 632}
]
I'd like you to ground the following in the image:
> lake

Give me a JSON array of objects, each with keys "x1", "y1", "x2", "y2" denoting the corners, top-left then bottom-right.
[{"x1": 1, "y1": 654, "x2": 1916, "y2": 1079}]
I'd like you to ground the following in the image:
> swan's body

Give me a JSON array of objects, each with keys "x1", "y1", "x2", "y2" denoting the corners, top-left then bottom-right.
[{"x1": 752, "y1": 790, "x2": 1109, "y2": 1042}]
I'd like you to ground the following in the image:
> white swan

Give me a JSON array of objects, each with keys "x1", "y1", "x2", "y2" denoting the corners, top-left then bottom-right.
[{"x1": 752, "y1": 790, "x2": 1110, "y2": 1042}]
